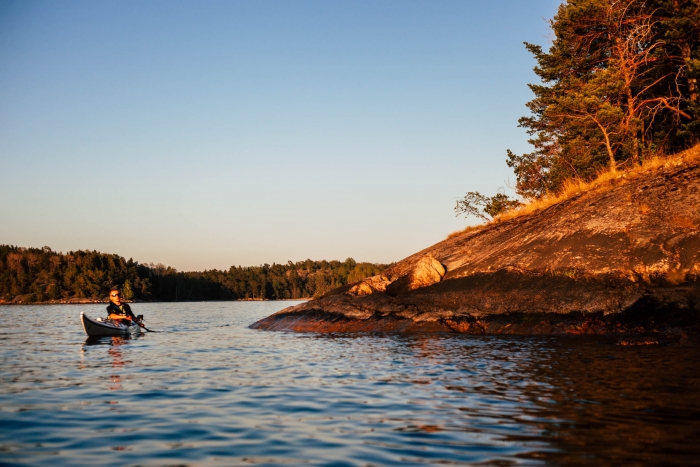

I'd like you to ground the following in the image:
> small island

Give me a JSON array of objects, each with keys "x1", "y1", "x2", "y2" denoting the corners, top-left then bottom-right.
[
  {"x1": 251, "y1": 146, "x2": 700, "y2": 341},
  {"x1": 252, "y1": 2, "x2": 700, "y2": 342}
]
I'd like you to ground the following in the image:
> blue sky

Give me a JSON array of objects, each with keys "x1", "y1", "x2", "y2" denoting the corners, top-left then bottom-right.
[{"x1": 0, "y1": 0, "x2": 561, "y2": 271}]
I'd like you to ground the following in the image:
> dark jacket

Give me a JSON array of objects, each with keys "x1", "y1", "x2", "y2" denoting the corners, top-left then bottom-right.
[{"x1": 106, "y1": 302, "x2": 137, "y2": 320}]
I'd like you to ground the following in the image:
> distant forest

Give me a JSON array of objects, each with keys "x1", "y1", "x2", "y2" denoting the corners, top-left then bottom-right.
[{"x1": 0, "y1": 245, "x2": 391, "y2": 303}]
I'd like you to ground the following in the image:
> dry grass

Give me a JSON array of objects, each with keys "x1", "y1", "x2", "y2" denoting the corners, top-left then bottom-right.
[
  {"x1": 670, "y1": 215, "x2": 696, "y2": 229},
  {"x1": 446, "y1": 224, "x2": 484, "y2": 240},
  {"x1": 496, "y1": 144, "x2": 700, "y2": 223},
  {"x1": 447, "y1": 144, "x2": 700, "y2": 240}
]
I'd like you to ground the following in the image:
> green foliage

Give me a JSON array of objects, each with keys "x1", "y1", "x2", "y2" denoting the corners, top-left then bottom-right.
[
  {"x1": 484, "y1": 193, "x2": 523, "y2": 219},
  {"x1": 455, "y1": 191, "x2": 522, "y2": 222},
  {"x1": 0, "y1": 245, "x2": 391, "y2": 302},
  {"x1": 122, "y1": 279, "x2": 134, "y2": 300},
  {"x1": 509, "y1": 0, "x2": 700, "y2": 199}
]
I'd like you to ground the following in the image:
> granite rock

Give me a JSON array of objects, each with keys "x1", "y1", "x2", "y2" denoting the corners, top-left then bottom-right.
[{"x1": 252, "y1": 150, "x2": 700, "y2": 338}]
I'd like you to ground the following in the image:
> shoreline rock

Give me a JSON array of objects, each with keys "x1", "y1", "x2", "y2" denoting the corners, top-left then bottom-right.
[{"x1": 251, "y1": 152, "x2": 700, "y2": 338}]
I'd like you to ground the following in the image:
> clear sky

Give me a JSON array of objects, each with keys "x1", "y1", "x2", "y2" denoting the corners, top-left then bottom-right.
[{"x1": 0, "y1": 0, "x2": 561, "y2": 271}]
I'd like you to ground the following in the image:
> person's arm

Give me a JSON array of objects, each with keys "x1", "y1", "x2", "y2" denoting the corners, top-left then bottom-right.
[
  {"x1": 106, "y1": 303, "x2": 121, "y2": 320},
  {"x1": 123, "y1": 303, "x2": 137, "y2": 320}
]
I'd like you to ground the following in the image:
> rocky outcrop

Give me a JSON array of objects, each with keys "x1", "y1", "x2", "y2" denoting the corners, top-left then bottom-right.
[
  {"x1": 252, "y1": 149, "x2": 700, "y2": 338},
  {"x1": 346, "y1": 274, "x2": 390, "y2": 296},
  {"x1": 385, "y1": 254, "x2": 445, "y2": 296}
]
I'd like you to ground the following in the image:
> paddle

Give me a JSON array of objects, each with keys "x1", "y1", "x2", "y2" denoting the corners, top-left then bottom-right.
[
  {"x1": 136, "y1": 320, "x2": 158, "y2": 332},
  {"x1": 133, "y1": 314, "x2": 158, "y2": 332}
]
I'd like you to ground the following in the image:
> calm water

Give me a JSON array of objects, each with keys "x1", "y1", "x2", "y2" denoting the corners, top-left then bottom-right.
[{"x1": 1, "y1": 302, "x2": 699, "y2": 467}]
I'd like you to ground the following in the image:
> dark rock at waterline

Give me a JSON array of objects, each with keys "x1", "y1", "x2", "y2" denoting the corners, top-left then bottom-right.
[{"x1": 251, "y1": 150, "x2": 700, "y2": 338}]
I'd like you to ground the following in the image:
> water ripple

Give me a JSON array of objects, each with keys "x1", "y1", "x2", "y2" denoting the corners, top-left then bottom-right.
[{"x1": 1, "y1": 302, "x2": 699, "y2": 466}]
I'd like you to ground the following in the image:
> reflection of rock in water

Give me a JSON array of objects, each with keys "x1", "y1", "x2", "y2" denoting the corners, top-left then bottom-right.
[
  {"x1": 252, "y1": 153, "x2": 700, "y2": 337},
  {"x1": 353, "y1": 335, "x2": 700, "y2": 464},
  {"x1": 512, "y1": 340, "x2": 700, "y2": 465}
]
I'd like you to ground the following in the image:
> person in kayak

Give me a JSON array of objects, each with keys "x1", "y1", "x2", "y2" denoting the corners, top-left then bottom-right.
[{"x1": 106, "y1": 286, "x2": 138, "y2": 325}]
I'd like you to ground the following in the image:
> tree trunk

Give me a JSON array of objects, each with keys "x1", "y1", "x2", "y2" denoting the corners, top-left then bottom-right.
[
  {"x1": 594, "y1": 117, "x2": 617, "y2": 171},
  {"x1": 682, "y1": 44, "x2": 698, "y2": 106},
  {"x1": 626, "y1": 86, "x2": 641, "y2": 165},
  {"x1": 605, "y1": 137, "x2": 616, "y2": 171}
]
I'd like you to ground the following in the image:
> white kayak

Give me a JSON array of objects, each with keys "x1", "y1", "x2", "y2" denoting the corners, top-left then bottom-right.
[{"x1": 80, "y1": 312, "x2": 142, "y2": 337}]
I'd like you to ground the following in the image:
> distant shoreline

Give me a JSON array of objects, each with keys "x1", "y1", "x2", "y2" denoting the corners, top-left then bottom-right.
[{"x1": 0, "y1": 298, "x2": 312, "y2": 306}]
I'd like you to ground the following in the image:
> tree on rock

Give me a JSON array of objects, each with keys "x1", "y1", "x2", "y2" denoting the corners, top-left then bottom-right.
[
  {"x1": 455, "y1": 191, "x2": 522, "y2": 221},
  {"x1": 509, "y1": 0, "x2": 699, "y2": 199}
]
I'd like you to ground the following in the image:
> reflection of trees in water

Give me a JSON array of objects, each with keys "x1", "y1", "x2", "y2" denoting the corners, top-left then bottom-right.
[{"x1": 512, "y1": 339, "x2": 700, "y2": 466}]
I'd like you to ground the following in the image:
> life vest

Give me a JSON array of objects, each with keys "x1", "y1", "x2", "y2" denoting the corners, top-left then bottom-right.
[{"x1": 107, "y1": 303, "x2": 135, "y2": 322}]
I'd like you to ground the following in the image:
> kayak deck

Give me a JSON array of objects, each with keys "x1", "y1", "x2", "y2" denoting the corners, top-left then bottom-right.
[{"x1": 80, "y1": 312, "x2": 141, "y2": 337}]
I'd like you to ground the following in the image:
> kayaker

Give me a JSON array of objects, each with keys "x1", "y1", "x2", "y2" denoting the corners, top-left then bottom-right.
[{"x1": 106, "y1": 286, "x2": 138, "y2": 325}]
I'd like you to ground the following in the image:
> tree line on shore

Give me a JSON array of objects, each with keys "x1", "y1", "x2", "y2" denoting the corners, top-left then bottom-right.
[
  {"x1": 458, "y1": 0, "x2": 699, "y2": 220},
  {"x1": 0, "y1": 245, "x2": 391, "y2": 303}
]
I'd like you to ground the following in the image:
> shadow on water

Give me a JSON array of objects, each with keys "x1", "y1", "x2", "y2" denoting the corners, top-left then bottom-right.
[
  {"x1": 82, "y1": 334, "x2": 139, "y2": 357},
  {"x1": 82, "y1": 333, "x2": 142, "y2": 347}
]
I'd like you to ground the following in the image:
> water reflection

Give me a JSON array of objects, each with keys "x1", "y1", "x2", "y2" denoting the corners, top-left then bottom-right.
[
  {"x1": 107, "y1": 337, "x2": 130, "y2": 391},
  {"x1": 81, "y1": 335, "x2": 139, "y2": 393},
  {"x1": 82, "y1": 333, "x2": 141, "y2": 347},
  {"x1": 308, "y1": 334, "x2": 700, "y2": 465},
  {"x1": 516, "y1": 338, "x2": 700, "y2": 466}
]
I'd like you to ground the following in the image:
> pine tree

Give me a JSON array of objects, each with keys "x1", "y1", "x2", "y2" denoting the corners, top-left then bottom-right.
[
  {"x1": 509, "y1": 0, "x2": 699, "y2": 199},
  {"x1": 122, "y1": 279, "x2": 134, "y2": 300}
]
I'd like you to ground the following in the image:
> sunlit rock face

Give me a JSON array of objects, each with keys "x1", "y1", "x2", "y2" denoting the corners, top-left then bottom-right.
[
  {"x1": 252, "y1": 154, "x2": 700, "y2": 339},
  {"x1": 385, "y1": 255, "x2": 445, "y2": 296},
  {"x1": 347, "y1": 274, "x2": 390, "y2": 296}
]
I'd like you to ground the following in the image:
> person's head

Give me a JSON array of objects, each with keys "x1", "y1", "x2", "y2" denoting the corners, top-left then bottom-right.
[{"x1": 109, "y1": 286, "x2": 121, "y2": 305}]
